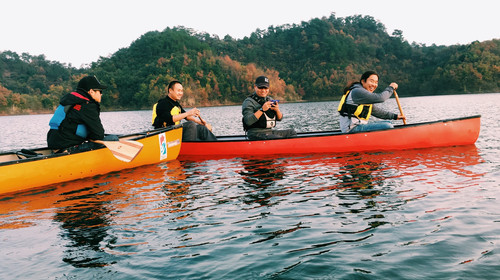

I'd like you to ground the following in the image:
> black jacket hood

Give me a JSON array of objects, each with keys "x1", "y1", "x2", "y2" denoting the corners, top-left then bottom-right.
[{"x1": 59, "y1": 89, "x2": 94, "y2": 106}]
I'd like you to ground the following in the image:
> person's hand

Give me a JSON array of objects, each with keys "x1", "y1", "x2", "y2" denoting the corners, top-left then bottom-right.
[
  {"x1": 397, "y1": 114, "x2": 406, "y2": 121},
  {"x1": 390, "y1": 82, "x2": 398, "y2": 90},
  {"x1": 187, "y1": 107, "x2": 200, "y2": 117},
  {"x1": 270, "y1": 100, "x2": 280, "y2": 111},
  {"x1": 261, "y1": 101, "x2": 273, "y2": 111}
]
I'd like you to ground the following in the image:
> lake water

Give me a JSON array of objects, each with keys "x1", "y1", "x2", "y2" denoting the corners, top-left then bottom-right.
[{"x1": 1, "y1": 93, "x2": 499, "y2": 279}]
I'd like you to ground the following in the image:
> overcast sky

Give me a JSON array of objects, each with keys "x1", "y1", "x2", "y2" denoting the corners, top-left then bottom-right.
[{"x1": 2, "y1": 0, "x2": 498, "y2": 67}]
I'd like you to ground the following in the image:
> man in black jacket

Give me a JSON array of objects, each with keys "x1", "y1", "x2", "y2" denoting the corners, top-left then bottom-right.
[
  {"x1": 152, "y1": 80, "x2": 216, "y2": 141},
  {"x1": 47, "y1": 75, "x2": 117, "y2": 152}
]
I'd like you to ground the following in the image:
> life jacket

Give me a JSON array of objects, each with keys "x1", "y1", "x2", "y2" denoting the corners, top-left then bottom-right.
[
  {"x1": 151, "y1": 102, "x2": 158, "y2": 125},
  {"x1": 337, "y1": 88, "x2": 373, "y2": 121},
  {"x1": 243, "y1": 94, "x2": 277, "y2": 131},
  {"x1": 152, "y1": 101, "x2": 182, "y2": 127},
  {"x1": 244, "y1": 110, "x2": 277, "y2": 131},
  {"x1": 49, "y1": 92, "x2": 89, "y2": 138}
]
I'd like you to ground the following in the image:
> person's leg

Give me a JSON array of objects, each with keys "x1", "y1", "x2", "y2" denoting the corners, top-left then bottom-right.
[
  {"x1": 246, "y1": 129, "x2": 271, "y2": 140},
  {"x1": 67, "y1": 141, "x2": 103, "y2": 153},
  {"x1": 350, "y1": 121, "x2": 393, "y2": 133},
  {"x1": 247, "y1": 128, "x2": 296, "y2": 140},
  {"x1": 181, "y1": 121, "x2": 197, "y2": 141},
  {"x1": 196, "y1": 124, "x2": 217, "y2": 141},
  {"x1": 272, "y1": 128, "x2": 297, "y2": 138}
]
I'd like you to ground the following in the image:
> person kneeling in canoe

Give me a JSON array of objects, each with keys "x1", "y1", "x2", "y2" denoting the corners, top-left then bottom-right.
[
  {"x1": 242, "y1": 76, "x2": 297, "y2": 140},
  {"x1": 47, "y1": 75, "x2": 119, "y2": 153},
  {"x1": 152, "y1": 80, "x2": 216, "y2": 141},
  {"x1": 338, "y1": 71, "x2": 406, "y2": 133}
]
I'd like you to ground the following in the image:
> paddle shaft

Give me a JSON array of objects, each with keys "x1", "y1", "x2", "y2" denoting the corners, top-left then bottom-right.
[
  {"x1": 198, "y1": 114, "x2": 213, "y2": 131},
  {"x1": 393, "y1": 90, "x2": 407, "y2": 125},
  {"x1": 198, "y1": 115, "x2": 207, "y2": 126}
]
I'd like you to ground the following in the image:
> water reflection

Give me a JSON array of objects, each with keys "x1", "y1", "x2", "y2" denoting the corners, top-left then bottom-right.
[
  {"x1": 159, "y1": 160, "x2": 192, "y2": 220},
  {"x1": 338, "y1": 155, "x2": 384, "y2": 197},
  {"x1": 54, "y1": 184, "x2": 116, "y2": 267},
  {"x1": 239, "y1": 157, "x2": 286, "y2": 206},
  {"x1": 335, "y1": 155, "x2": 390, "y2": 230}
]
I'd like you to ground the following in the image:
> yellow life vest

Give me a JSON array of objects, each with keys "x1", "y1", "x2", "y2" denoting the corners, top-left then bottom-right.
[
  {"x1": 152, "y1": 103, "x2": 158, "y2": 125},
  {"x1": 337, "y1": 90, "x2": 373, "y2": 121},
  {"x1": 170, "y1": 106, "x2": 181, "y2": 125}
]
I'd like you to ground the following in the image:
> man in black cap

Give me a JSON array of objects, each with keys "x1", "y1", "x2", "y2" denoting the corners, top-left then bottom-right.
[
  {"x1": 47, "y1": 75, "x2": 117, "y2": 152},
  {"x1": 242, "y1": 76, "x2": 296, "y2": 140}
]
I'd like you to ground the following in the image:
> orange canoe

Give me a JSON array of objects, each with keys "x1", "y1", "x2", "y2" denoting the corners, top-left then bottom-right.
[
  {"x1": 179, "y1": 115, "x2": 481, "y2": 158},
  {"x1": 0, "y1": 126, "x2": 182, "y2": 195}
]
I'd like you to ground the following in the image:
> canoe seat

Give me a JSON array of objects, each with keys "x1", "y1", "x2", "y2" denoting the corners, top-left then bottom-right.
[{"x1": 16, "y1": 149, "x2": 42, "y2": 159}]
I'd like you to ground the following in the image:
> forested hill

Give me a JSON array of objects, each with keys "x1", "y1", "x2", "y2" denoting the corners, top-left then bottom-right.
[{"x1": 1, "y1": 14, "x2": 499, "y2": 114}]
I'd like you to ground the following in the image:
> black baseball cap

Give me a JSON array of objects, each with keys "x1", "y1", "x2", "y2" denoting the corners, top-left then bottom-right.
[
  {"x1": 77, "y1": 75, "x2": 108, "y2": 91},
  {"x1": 255, "y1": 76, "x2": 269, "y2": 88}
]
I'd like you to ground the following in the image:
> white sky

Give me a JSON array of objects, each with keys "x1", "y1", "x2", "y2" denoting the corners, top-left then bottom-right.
[{"x1": 1, "y1": 0, "x2": 499, "y2": 68}]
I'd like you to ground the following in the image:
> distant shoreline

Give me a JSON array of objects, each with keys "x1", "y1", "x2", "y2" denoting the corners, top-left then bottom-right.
[{"x1": 2, "y1": 92, "x2": 499, "y2": 117}]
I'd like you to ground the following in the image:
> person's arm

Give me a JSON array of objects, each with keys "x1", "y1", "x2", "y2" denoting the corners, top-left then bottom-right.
[
  {"x1": 80, "y1": 103, "x2": 105, "y2": 140},
  {"x1": 178, "y1": 108, "x2": 200, "y2": 123},
  {"x1": 242, "y1": 98, "x2": 261, "y2": 126},
  {"x1": 186, "y1": 115, "x2": 202, "y2": 125},
  {"x1": 371, "y1": 105, "x2": 398, "y2": 120},
  {"x1": 270, "y1": 101, "x2": 283, "y2": 121},
  {"x1": 351, "y1": 86, "x2": 395, "y2": 104}
]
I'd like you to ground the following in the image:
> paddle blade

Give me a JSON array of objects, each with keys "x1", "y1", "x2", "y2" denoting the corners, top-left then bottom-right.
[{"x1": 96, "y1": 140, "x2": 143, "y2": 162}]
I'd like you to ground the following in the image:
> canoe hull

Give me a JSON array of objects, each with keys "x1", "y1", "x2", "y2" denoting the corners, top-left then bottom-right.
[
  {"x1": 0, "y1": 126, "x2": 182, "y2": 195},
  {"x1": 179, "y1": 116, "x2": 480, "y2": 158}
]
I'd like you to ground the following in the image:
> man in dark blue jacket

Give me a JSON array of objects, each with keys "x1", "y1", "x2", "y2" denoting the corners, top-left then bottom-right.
[{"x1": 47, "y1": 75, "x2": 116, "y2": 152}]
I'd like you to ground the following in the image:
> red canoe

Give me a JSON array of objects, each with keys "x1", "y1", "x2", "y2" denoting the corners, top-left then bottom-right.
[{"x1": 179, "y1": 115, "x2": 480, "y2": 158}]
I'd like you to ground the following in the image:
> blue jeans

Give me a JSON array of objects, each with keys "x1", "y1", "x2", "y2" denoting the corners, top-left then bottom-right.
[{"x1": 349, "y1": 121, "x2": 394, "y2": 133}]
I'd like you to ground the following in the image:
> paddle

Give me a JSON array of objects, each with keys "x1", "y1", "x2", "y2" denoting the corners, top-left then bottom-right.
[
  {"x1": 198, "y1": 114, "x2": 213, "y2": 132},
  {"x1": 393, "y1": 90, "x2": 407, "y2": 125},
  {"x1": 94, "y1": 139, "x2": 143, "y2": 162}
]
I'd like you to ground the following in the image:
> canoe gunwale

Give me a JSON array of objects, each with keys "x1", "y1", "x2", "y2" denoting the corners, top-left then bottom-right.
[
  {"x1": 182, "y1": 115, "x2": 482, "y2": 143},
  {"x1": 0, "y1": 124, "x2": 182, "y2": 167}
]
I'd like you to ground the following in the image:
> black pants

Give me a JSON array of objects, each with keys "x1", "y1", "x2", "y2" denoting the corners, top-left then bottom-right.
[
  {"x1": 182, "y1": 121, "x2": 217, "y2": 141},
  {"x1": 246, "y1": 128, "x2": 297, "y2": 140}
]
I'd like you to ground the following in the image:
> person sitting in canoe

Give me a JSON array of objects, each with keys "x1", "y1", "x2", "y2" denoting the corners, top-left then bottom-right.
[
  {"x1": 152, "y1": 80, "x2": 216, "y2": 141},
  {"x1": 242, "y1": 76, "x2": 297, "y2": 140},
  {"x1": 47, "y1": 75, "x2": 119, "y2": 153},
  {"x1": 338, "y1": 71, "x2": 406, "y2": 133}
]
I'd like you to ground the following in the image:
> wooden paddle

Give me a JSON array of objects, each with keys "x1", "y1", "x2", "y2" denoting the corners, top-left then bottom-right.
[
  {"x1": 198, "y1": 115, "x2": 213, "y2": 132},
  {"x1": 94, "y1": 139, "x2": 143, "y2": 162},
  {"x1": 393, "y1": 90, "x2": 407, "y2": 125}
]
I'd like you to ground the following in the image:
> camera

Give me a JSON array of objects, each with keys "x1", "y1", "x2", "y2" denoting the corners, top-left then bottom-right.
[{"x1": 270, "y1": 100, "x2": 279, "y2": 106}]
